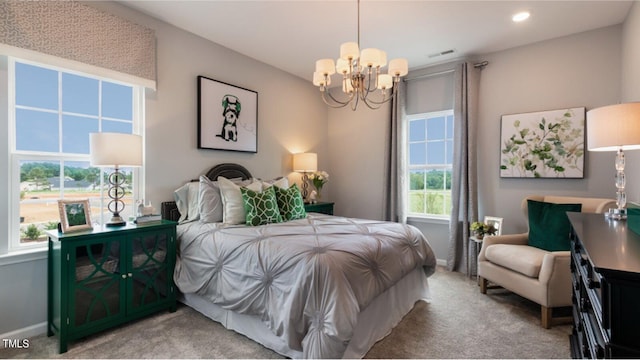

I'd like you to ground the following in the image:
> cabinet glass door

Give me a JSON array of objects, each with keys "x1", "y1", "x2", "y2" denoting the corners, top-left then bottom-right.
[
  {"x1": 71, "y1": 239, "x2": 124, "y2": 328},
  {"x1": 129, "y1": 230, "x2": 171, "y2": 311}
]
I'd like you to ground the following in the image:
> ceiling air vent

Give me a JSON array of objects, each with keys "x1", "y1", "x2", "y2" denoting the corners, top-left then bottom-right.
[{"x1": 428, "y1": 49, "x2": 456, "y2": 58}]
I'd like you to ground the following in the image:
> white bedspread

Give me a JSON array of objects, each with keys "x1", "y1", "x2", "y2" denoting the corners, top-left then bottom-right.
[{"x1": 174, "y1": 214, "x2": 436, "y2": 358}]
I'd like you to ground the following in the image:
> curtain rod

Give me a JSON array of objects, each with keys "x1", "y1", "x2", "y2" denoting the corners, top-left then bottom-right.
[{"x1": 404, "y1": 61, "x2": 489, "y2": 82}]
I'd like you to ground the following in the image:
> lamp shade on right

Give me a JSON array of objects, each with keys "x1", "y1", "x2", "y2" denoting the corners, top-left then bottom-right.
[
  {"x1": 587, "y1": 103, "x2": 640, "y2": 152},
  {"x1": 293, "y1": 153, "x2": 318, "y2": 173}
]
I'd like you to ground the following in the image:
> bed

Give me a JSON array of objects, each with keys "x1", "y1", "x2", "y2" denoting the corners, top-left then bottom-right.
[{"x1": 161, "y1": 163, "x2": 437, "y2": 359}]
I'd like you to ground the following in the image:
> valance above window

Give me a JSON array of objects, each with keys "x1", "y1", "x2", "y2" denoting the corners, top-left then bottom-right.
[{"x1": 0, "y1": 0, "x2": 156, "y2": 89}]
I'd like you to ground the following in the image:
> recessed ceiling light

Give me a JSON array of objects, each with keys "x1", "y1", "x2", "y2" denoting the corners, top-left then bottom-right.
[{"x1": 512, "y1": 11, "x2": 530, "y2": 22}]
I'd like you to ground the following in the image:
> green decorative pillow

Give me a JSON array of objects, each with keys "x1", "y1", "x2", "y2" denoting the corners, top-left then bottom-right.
[
  {"x1": 527, "y1": 199, "x2": 582, "y2": 251},
  {"x1": 274, "y1": 184, "x2": 307, "y2": 221},
  {"x1": 240, "y1": 186, "x2": 283, "y2": 226}
]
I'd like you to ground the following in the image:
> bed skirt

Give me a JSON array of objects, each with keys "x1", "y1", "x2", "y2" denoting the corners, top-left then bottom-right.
[{"x1": 180, "y1": 267, "x2": 431, "y2": 359}]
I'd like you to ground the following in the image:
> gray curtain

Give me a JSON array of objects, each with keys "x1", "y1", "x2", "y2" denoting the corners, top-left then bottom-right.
[
  {"x1": 383, "y1": 81, "x2": 407, "y2": 223},
  {"x1": 447, "y1": 62, "x2": 480, "y2": 274}
]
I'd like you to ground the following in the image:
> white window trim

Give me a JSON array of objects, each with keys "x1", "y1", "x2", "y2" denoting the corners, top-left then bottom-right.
[
  {"x1": 405, "y1": 109, "x2": 454, "y2": 220},
  {"x1": 4, "y1": 55, "x2": 145, "y2": 256}
]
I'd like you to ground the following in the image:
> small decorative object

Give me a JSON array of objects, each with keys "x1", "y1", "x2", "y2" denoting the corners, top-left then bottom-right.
[
  {"x1": 293, "y1": 152, "x2": 318, "y2": 201},
  {"x1": 470, "y1": 221, "x2": 497, "y2": 239},
  {"x1": 58, "y1": 199, "x2": 92, "y2": 233},
  {"x1": 90, "y1": 132, "x2": 143, "y2": 227},
  {"x1": 137, "y1": 199, "x2": 155, "y2": 216},
  {"x1": 309, "y1": 190, "x2": 318, "y2": 204},
  {"x1": 483, "y1": 216, "x2": 504, "y2": 236},
  {"x1": 310, "y1": 171, "x2": 329, "y2": 199},
  {"x1": 198, "y1": 76, "x2": 258, "y2": 153},
  {"x1": 500, "y1": 107, "x2": 585, "y2": 178}
]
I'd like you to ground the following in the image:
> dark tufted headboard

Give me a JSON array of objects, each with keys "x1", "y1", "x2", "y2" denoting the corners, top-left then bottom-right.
[{"x1": 161, "y1": 163, "x2": 252, "y2": 222}]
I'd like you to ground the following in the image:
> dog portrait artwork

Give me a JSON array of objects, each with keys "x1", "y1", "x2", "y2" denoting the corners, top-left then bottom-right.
[
  {"x1": 217, "y1": 95, "x2": 241, "y2": 142},
  {"x1": 198, "y1": 76, "x2": 257, "y2": 153}
]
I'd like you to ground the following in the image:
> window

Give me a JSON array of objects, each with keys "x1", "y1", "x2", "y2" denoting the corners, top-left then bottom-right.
[
  {"x1": 407, "y1": 110, "x2": 454, "y2": 217},
  {"x1": 9, "y1": 58, "x2": 143, "y2": 251}
]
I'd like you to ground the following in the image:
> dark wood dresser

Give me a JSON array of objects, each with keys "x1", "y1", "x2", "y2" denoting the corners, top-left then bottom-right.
[{"x1": 568, "y1": 212, "x2": 640, "y2": 358}]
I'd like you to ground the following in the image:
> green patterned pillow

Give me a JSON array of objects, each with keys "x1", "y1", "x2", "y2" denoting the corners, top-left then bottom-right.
[
  {"x1": 274, "y1": 184, "x2": 307, "y2": 221},
  {"x1": 240, "y1": 186, "x2": 283, "y2": 226}
]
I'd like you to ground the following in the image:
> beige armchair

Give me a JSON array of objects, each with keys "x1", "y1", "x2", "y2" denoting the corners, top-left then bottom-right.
[{"x1": 477, "y1": 195, "x2": 615, "y2": 328}]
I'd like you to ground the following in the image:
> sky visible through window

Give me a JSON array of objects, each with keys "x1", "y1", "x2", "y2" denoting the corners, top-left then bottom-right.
[
  {"x1": 409, "y1": 114, "x2": 454, "y2": 166},
  {"x1": 14, "y1": 61, "x2": 136, "y2": 242},
  {"x1": 15, "y1": 62, "x2": 133, "y2": 157}
]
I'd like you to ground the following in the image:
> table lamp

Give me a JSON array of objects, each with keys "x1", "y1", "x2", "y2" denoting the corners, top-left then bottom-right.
[
  {"x1": 90, "y1": 133, "x2": 143, "y2": 226},
  {"x1": 587, "y1": 103, "x2": 640, "y2": 220},
  {"x1": 293, "y1": 152, "x2": 317, "y2": 201}
]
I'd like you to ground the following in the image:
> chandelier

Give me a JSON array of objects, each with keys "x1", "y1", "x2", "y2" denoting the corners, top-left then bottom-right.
[{"x1": 312, "y1": 0, "x2": 408, "y2": 111}]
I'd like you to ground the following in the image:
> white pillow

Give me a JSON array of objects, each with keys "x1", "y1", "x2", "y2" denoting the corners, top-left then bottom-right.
[
  {"x1": 198, "y1": 175, "x2": 224, "y2": 223},
  {"x1": 218, "y1": 176, "x2": 263, "y2": 224},
  {"x1": 174, "y1": 181, "x2": 201, "y2": 223},
  {"x1": 262, "y1": 177, "x2": 289, "y2": 190}
]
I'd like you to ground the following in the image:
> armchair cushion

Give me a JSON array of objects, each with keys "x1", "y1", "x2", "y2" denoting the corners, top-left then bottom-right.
[
  {"x1": 527, "y1": 200, "x2": 582, "y2": 251},
  {"x1": 485, "y1": 244, "x2": 548, "y2": 278}
]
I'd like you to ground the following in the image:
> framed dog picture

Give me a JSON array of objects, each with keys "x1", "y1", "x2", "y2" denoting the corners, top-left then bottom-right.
[
  {"x1": 57, "y1": 199, "x2": 93, "y2": 233},
  {"x1": 198, "y1": 76, "x2": 258, "y2": 153}
]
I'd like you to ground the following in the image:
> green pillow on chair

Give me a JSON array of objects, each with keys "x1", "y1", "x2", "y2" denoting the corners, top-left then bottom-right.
[{"x1": 527, "y1": 199, "x2": 582, "y2": 251}]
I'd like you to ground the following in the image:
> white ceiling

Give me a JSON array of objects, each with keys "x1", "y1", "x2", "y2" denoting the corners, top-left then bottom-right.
[{"x1": 119, "y1": 1, "x2": 634, "y2": 81}]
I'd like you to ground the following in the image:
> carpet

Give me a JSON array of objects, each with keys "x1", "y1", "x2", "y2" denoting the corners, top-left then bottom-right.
[{"x1": 0, "y1": 267, "x2": 571, "y2": 358}]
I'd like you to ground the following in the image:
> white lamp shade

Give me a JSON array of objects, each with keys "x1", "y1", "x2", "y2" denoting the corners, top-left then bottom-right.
[
  {"x1": 388, "y1": 58, "x2": 408, "y2": 77},
  {"x1": 587, "y1": 103, "x2": 640, "y2": 152},
  {"x1": 312, "y1": 71, "x2": 331, "y2": 87},
  {"x1": 336, "y1": 58, "x2": 350, "y2": 74},
  {"x1": 379, "y1": 50, "x2": 388, "y2": 67},
  {"x1": 293, "y1": 153, "x2": 317, "y2": 172},
  {"x1": 340, "y1": 42, "x2": 360, "y2": 60},
  {"x1": 90, "y1": 132, "x2": 143, "y2": 167},
  {"x1": 377, "y1": 74, "x2": 393, "y2": 90},
  {"x1": 315, "y1": 59, "x2": 336, "y2": 76},
  {"x1": 361, "y1": 48, "x2": 382, "y2": 67}
]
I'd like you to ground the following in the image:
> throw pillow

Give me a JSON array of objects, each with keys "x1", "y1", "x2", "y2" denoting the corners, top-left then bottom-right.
[
  {"x1": 173, "y1": 181, "x2": 200, "y2": 223},
  {"x1": 261, "y1": 177, "x2": 289, "y2": 190},
  {"x1": 275, "y1": 184, "x2": 307, "y2": 221},
  {"x1": 218, "y1": 176, "x2": 263, "y2": 224},
  {"x1": 527, "y1": 199, "x2": 582, "y2": 251},
  {"x1": 198, "y1": 175, "x2": 224, "y2": 223},
  {"x1": 240, "y1": 185, "x2": 283, "y2": 226}
]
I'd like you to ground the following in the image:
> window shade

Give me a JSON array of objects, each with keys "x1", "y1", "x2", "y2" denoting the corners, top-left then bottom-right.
[
  {"x1": 0, "y1": 0, "x2": 156, "y2": 89},
  {"x1": 406, "y1": 71, "x2": 454, "y2": 115}
]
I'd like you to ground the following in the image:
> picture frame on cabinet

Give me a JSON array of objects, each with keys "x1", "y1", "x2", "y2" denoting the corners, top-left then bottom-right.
[
  {"x1": 57, "y1": 199, "x2": 92, "y2": 233},
  {"x1": 197, "y1": 75, "x2": 258, "y2": 153}
]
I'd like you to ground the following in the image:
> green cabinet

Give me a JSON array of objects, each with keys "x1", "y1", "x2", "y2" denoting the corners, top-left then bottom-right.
[
  {"x1": 47, "y1": 221, "x2": 177, "y2": 353},
  {"x1": 304, "y1": 202, "x2": 334, "y2": 215}
]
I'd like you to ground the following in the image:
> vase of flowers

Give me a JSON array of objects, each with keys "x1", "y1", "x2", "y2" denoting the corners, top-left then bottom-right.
[
  {"x1": 470, "y1": 221, "x2": 497, "y2": 239},
  {"x1": 310, "y1": 171, "x2": 329, "y2": 200}
]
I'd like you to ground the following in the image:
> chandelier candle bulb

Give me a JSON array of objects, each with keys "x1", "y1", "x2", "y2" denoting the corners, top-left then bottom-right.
[
  {"x1": 388, "y1": 58, "x2": 409, "y2": 77},
  {"x1": 315, "y1": 59, "x2": 335, "y2": 75},
  {"x1": 340, "y1": 42, "x2": 359, "y2": 60}
]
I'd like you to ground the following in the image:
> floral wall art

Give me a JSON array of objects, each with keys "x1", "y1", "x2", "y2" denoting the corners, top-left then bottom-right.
[{"x1": 500, "y1": 107, "x2": 585, "y2": 178}]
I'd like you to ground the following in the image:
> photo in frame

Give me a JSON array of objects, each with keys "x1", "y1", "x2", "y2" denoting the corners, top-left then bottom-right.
[
  {"x1": 500, "y1": 107, "x2": 585, "y2": 178},
  {"x1": 484, "y1": 216, "x2": 504, "y2": 236},
  {"x1": 197, "y1": 76, "x2": 258, "y2": 153},
  {"x1": 58, "y1": 199, "x2": 92, "y2": 233}
]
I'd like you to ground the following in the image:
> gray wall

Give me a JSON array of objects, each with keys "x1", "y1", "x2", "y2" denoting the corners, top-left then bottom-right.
[{"x1": 3, "y1": 2, "x2": 640, "y2": 338}]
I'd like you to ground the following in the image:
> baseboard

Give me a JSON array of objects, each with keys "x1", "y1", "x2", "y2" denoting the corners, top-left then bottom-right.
[
  {"x1": 436, "y1": 258, "x2": 447, "y2": 267},
  {"x1": 0, "y1": 322, "x2": 47, "y2": 340}
]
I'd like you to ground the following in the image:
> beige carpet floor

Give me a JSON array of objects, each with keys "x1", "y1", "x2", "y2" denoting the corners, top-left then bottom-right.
[{"x1": 1, "y1": 267, "x2": 571, "y2": 359}]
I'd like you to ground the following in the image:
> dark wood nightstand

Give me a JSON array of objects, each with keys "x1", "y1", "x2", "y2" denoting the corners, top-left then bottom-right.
[
  {"x1": 47, "y1": 220, "x2": 177, "y2": 353},
  {"x1": 304, "y1": 202, "x2": 334, "y2": 215}
]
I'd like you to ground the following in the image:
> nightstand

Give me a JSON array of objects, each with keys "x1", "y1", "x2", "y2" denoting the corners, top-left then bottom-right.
[
  {"x1": 47, "y1": 220, "x2": 177, "y2": 353},
  {"x1": 304, "y1": 202, "x2": 334, "y2": 215}
]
